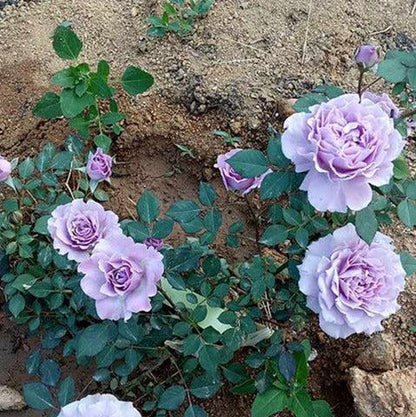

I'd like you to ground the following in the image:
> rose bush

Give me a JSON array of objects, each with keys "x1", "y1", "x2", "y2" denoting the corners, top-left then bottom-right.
[{"x1": 281, "y1": 93, "x2": 405, "y2": 212}]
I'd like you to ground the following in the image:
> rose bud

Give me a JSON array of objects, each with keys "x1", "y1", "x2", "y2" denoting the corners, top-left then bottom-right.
[
  {"x1": 0, "y1": 156, "x2": 12, "y2": 182},
  {"x1": 354, "y1": 44, "x2": 379, "y2": 69},
  {"x1": 86, "y1": 148, "x2": 113, "y2": 182},
  {"x1": 214, "y1": 149, "x2": 271, "y2": 195},
  {"x1": 144, "y1": 237, "x2": 164, "y2": 251}
]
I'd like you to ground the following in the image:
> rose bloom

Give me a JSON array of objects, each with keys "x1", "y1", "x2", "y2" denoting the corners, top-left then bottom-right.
[
  {"x1": 79, "y1": 234, "x2": 164, "y2": 321},
  {"x1": 214, "y1": 149, "x2": 271, "y2": 195},
  {"x1": 144, "y1": 237, "x2": 164, "y2": 251},
  {"x1": 298, "y1": 223, "x2": 406, "y2": 338},
  {"x1": 355, "y1": 44, "x2": 379, "y2": 69},
  {"x1": 282, "y1": 94, "x2": 405, "y2": 212},
  {"x1": 87, "y1": 148, "x2": 113, "y2": 181},
  {"x1": 362, "y1": 91, "x2": 401, "y2": 119},
  {"x1": 0, "y1": 156, "x2": 12, "y2": 182},
  {"x1": 48, "y1": 199, "x2": 122, "y2": 262},
  {"x1": 57, "y1": 394, "x2": 141, "y2": 417}
]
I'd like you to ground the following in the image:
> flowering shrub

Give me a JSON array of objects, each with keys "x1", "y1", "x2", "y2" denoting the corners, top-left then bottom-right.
[{"x1": 1, "y1": 31, "x2": 416, "y2": 417}]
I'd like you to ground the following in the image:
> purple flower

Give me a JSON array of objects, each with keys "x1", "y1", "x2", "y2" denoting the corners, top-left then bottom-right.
[
  {"x1": 144, "y1": 237, "x2": 164, "y2": 251},
  {"x1": 214, "y1": 149, "x2": 271, "y2": 195},
  {"x1": 355, "y1": 44, "x2": 379, "y2": 69},
  {"x1": 87, "y1": 148, "x2": 113, "y2": 181},
  {"x1": 58, "y1": 394, "x2": 141, "y2": 417},
  {"x1": 79, "y1": 234, "x2": 164, "y2": 321},
  {"x1": 0, "y1": 156, "x2": 12, "y2": 182},
  {"x1": 48, "y1": 199, "x2": 122, "y2": 262},
  {"x1": 299, "y1": 223, "x2": 405, "y2": 338},
  {"x1": 282, "y1": 94, "x2": 405, "y2": 212},
  {"x1": 362, "y1": 91, "x2": 401, "y2": 118}
]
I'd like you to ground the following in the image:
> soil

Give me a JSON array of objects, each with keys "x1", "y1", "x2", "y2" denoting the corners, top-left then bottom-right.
[{"x1": 0, "y1": 0, "x2": 415, "y2": 416}]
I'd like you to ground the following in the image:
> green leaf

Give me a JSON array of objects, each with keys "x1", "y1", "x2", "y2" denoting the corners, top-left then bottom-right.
[
  {"x1": 137, "y1": 190, "x2": 160, "y2": 223},
  {"x1": 400, "y1": 252, "x2": 416, "y2": 276},
  {"x1": 279, "y1": 351, "x2": 296, "y2": 382},
  {"x1": 97, "y1": 60, "x2": 110, "y2": 79},
  {"x1": 198, "y1": 345, "x2": 219, "y2": 373},
  {"x1": 355, "y1": 207, "x2": 378, "y2": 244},
  {"x1": 51, "y1": 68, "x2": 76, "y2": 88},
  {"x1": 377, "y1": 59, "x2": 407, "y2": 83},
  {"x1": 122, "y1": 66, "x2": 154, "y2": 96},
  {"x1": 260, "y1": 171, "x2": 289, "y2": 200},
  {"x1": 40, "y1": 359, "x2": 61, "y2": 386},
  {"x1": 94, "y1": 134, "x2": 112, "y2": 153},
  {"x1": 9, "y1": 293, "x2": 25, "y2": 317},
  {"x1": 259, "y1": 225, "x2": 288, "y2": 246},
  {"x1": 33, "y1": 92, "x2": 63, "y2": 119},
  {"x1": 101, "y1": 111, "x2": 125, "y2": 125},
  {"x1": 295, "y1": 228, "x2": 309, "y2": 248},
  {"x1": 288, "y1": 389, "x2": 314, "y2": 417},
  {"x1": 60, "y1": 89, "x2": 94, "y2": 118},
  {"x1": 397, "y1": 200, "x2": 416, "y2": 228},
  {"x1": 251, "y1": 388, "x2": 288, "y2": 417},
  {"x1": 12, "y1": 273, "x2": 37, "y2": 291},
  {"x1": 267, "y1": 136, "x2": 290, "y2": 167},
  {"x1": 190, "y1": 374, "x2": 221, "y2": 399},
  {"x1": 53, "y1": 24, "x2": 83, "y2": 60},
  {"x1": 51, "y1": 151, "x2": 74, "y2": 170},
  {"x1": 312, "y1": 400, "x2": 333, "y2": 417},
  {"x1": 199, "y1": 182, "x2": 217, "y2": 206},
  {"x1": 78, "y1": 324, "x2": 111, "y2": 357},
  {"x1": 58, "y1": 377, "x2": 75, "y2": 406},
  {"x1": 34, "y1": 215, "x2": 51, "y2": 235},
  {"x1": 227, "y1": 150, "x2": 269, "y2": 178},
  {"x1": 23, "y1": 383, "x2": 54, "y2": 410},
  {"x1": 393, "y1": 159, "x2": 410, "y2": 180},
  {"x1": 167, "y1": 200, "x2": 201, "y2": 223},
  {"x1": 26, "y1": 350, "x2": 42, "y2": 375},
  {"x1": 184, "y1": 405, "x2": 207, "y2": 417},
  {"x1": 90, "y1": 74, "x2": 114, "y2": 99},
  {"x1": 152, "y1": 218, "x2": 174, "y2": 239},
  {"x1": 125, "y1": 221, "x2": 150, "y2": 242},
  {"x1": 18, "y1": 157, "x2": 35, "y2": 178},
  {"x1": 158, "y1": 386, "x2": 186, "y2": 410}
]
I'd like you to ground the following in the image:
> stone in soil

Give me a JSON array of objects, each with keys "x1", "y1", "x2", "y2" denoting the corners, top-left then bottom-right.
[
  {"x1": 349, "y1": 367, "x2": 416, "y2": 417},
  {"x1": 0, "y1": 385, "x2": 26, "y2": 411},
  {"x1": 355, "y1": 333, "x2": 400, "y2": 372}
]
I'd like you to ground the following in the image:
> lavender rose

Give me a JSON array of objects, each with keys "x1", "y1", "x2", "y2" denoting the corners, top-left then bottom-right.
[
  {"x1": 87, "y1": 148, "x2": 113, "y2": 181},
  {"x1": 214, "y1": 149, "x2": 270, "y2": 194},
  {"x1": 355, "y1": 44, "x2": 379, "y2": 69},
  {"x1": 144, "y1": 237, "x2": 164, "y2": 251},
  {"x1": 0, "y1": 156, "x2": 12, "y2": 182},
  {"x1": 48, "y1": 199, "x2": 122, "y2": 262},
  {"x1": 79, "y1": 234, "x2": 164, "y2": 321},
  {"x1": 282, "y1": 94, "x2": 405, "y2": 212},
  {"x1": 362, "y1": 91, "x2": 401, "y2": 118},
  {"x1": 58, "y1": 394, "x2": 141, "y2": 417},
  {"x1": 299, "y1": 223, "x2": 406, "y2": 338}
]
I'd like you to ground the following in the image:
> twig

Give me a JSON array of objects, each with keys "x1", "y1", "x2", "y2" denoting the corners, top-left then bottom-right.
[
  {"x1": 370, "y1": 25, "x2": 392, "y2": 36},
  {"x1": 361, "y1": 76, "x2": 383, "y2": 92},
  {"x1": 411, "y1": 0, "x2": 416, "y2": 15},
  {"x1": 357, "y1": 71, "x2": 364, "y2": 98},
  {"x1": 244, "y1": 194, "x2": 261, "y2": 250},
  {"x1": 301, "y1": 0, "x2": 313, "y2": 64}
]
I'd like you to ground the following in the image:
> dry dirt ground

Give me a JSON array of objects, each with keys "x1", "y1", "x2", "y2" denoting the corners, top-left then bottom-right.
[{"x1": 0, "y1": 0, "x2": 415, "y2": 416}]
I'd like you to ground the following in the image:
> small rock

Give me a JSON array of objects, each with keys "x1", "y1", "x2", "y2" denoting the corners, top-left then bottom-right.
[
  {"x1": 0, "y1": 386, "x2": 26, "y2": 411},
  {"x1": 356, "y1": 333, "x2": 400, "y2": 371},
  {"x1": 131, "y1": 7, "x2": 138, "y2": 17},
  {"x1": 349, "y1": 367, "x2": 416, "y2": 417},
  {"x1": 276, "y1": 98, "x2": 296, "y2": 120}
]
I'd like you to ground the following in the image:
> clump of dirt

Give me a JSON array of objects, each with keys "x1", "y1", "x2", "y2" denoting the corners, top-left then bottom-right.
[{"x1": 0, "y1": 1, "x2": 415, "y2": 416}]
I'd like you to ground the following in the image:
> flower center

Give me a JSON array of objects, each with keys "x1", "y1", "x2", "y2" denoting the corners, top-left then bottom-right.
[{"x1": 69, "y1": 215, "x2": 99, "y2": 247}]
